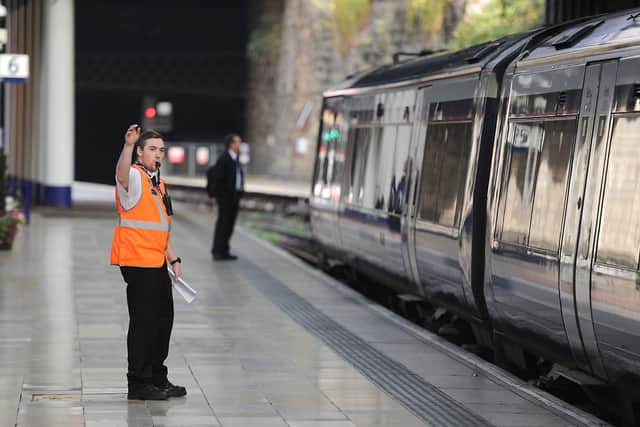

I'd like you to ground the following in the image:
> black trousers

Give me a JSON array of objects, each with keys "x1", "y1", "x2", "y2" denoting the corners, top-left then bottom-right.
[
  {"x1": 120, "y1": 264, "x2": 174, "y2": 387},
  {"x1": 212, "y1": 195, "x2": 239, "y2": 255}
]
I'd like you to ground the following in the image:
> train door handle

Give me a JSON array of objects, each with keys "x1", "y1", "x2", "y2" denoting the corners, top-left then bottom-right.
[
  {"x1": 577, "y1": 197, "x2": 582, "y2": 209},
  {"x1": 580, "y1": 226, "x2": 592, "y2": 259},
  {"x1": 581, "y1": 117, "x2": 589, "y2": 138},
  {"x1": 597, "y1": 116, "x2": 607, "y2": 139}
]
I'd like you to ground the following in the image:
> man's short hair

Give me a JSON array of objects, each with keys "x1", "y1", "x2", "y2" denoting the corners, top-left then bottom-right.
[
  {"x1": 224, "y1": 133, "x2": 241, "y2": 148},
  {"x1": 132, "y1": 129, "x2": 164, "y2": 163}
]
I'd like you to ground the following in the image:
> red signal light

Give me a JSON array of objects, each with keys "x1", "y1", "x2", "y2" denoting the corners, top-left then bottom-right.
[
  {"x1": 144, "y1": 107, "x2": 157, "y2": 119},
  {"x1": 167, "y1": 146, "x2": 185, "y2": 164}
]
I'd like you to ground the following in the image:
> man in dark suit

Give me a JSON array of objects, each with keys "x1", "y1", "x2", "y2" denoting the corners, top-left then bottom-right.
[{"x1": 207, "y1": 133, "x2": 244, "y2": 260}]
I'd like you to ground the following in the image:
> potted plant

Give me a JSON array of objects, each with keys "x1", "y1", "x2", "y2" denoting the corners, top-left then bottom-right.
[
  {"x1": 0, "y1": 150, "x2": 23, "y2": 250},
  {"x1": 0, "y1": 213, "x2": 20, "y2": 250},
  {"x1": 0, "y1": 149, "x2": 5, "y2": 214}
]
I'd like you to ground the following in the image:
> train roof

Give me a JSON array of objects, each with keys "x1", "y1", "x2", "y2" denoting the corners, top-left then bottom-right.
[
  {"x1": 349, "y1": 34, "x2": 529, "y2": 90},
  {"x1": 322, "y1": 14, "x2": 622, "y2": 97},
  {"x1": 518, "y1": 8, "x2": 640, "y2": 65}
]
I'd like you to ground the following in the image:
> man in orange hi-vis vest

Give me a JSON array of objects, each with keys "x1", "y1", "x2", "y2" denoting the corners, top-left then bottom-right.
[{"x1": 111, "y1": 124, "x2": 186, "y2": 401}]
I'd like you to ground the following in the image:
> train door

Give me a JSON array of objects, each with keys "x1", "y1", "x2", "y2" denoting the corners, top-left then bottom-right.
[
  {"x1": 407, "y1": 77, "x2": 477, "y2": 310},
  {"x1": 403, "y1": 87, "x2": 428, "y2": 293},
  {"x1": 570, "y1": 57, "x2": 640, "y2": 383},
  {"x1": 490, "y1": 65, "x2": 585, "y2": 364},
  {"x1": 560, "y1": 61, "x2": 618, "y2": 379}
]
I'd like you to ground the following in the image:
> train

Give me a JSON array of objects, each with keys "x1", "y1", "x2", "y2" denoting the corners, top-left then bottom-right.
[{"x1": 309, "y1": 7, "x2": 640, "y2": 421}]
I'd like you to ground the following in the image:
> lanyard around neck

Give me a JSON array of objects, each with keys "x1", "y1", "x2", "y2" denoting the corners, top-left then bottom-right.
[{"x1": 136, "y1": 163, "x2": 162, "y2": 194}]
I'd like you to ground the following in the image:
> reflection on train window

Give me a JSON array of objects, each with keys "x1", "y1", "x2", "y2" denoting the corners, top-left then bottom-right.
[
  {"x1": 498, "y1": 119, "x2": 576, "y2": 251},
  {"x1": 418, "y1": 122, "x2": 472, "y2": 228},
  {"x1": 389, "y1": 125, "x2": 412, "y2": 214},
  {"x1": 329, "y1": 128, "x2": 347, "y2": 201},
  {"x1": 528, "y1": 121, "x2": 575, "y2": 250},
  {"x1": 313, "y1": 137, "x2": 328, "y2": 197},
  {"x1": 314, "y1": 103, "x2": 343, "y2": 199},
  {"x1": 347, "y1": 128, "x2": 371, "y2": 205},
  {"x1": 361, "y1": 127, "x2": 395, "y2": 210},
  {"x1": 500, "y1": 124, "x2": 537, "y2": 244},
  {"x1": 596, "y1": 116, "x2": 640, "y2": 269}
]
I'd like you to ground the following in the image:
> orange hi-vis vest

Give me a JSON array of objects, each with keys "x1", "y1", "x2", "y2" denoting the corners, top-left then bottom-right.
[{"x1": 110, "y1": 164, "x2": 171, "y2": 267}]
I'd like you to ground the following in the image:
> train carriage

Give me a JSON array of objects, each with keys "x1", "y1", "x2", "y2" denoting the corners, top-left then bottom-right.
[
  {"x1": 311, "y1": 6, "x2": 640, "y2": 412},
  {"x1": 486, "y1": 9, "x2": 640, "y2": 387},
  {"x1": 311, "y1": 34, "x2": 538, "y2": 321}
]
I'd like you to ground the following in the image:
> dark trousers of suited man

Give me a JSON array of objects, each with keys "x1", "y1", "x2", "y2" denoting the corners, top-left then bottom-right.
[{"x1": 213, "y1": 194, "x2": 240, "y2": 256}]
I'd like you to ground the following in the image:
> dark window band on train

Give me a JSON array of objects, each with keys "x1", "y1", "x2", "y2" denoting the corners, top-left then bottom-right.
[
  {"x1": 509, "y1": 89, "x2": 582, "y2": 117},
  {"x1": 613, "y1": 83, "x2": 640, "y2": 113},
  {"x1": 427, "y1": 99, "x2": 474, "y2": 122}
]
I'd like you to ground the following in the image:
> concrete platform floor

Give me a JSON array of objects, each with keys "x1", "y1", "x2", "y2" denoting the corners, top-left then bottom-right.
[{"x1": 0, "y1": 200, "x2": 608, "y2": 426}]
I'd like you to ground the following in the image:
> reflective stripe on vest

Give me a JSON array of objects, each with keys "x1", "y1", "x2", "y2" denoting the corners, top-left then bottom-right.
[{"x1": 117, "y1": 195, "x2": 171, "y2": 231}]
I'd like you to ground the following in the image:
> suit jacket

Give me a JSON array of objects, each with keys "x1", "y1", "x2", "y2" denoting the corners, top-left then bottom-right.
[{"x1": 207, "y1": 152, "x2": 243, "y2": 200}]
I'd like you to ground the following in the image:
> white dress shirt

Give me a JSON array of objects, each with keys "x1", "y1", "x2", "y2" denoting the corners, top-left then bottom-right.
[{"x1": 228, "y1": 150, "x2": 244, "y2": 191}]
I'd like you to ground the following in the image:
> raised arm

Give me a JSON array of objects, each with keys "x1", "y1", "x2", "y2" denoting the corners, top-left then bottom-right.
[{"x1": 116, "y1": 124, "x2": 140, "y2": 191}]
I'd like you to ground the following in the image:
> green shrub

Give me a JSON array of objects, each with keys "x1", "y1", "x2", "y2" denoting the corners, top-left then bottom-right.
[
  {"x1": 451, "y1": 0, "x2": 544, "y2": 49},
  {"x1": 0, "y1": 149, "x2": 6, "y2": 214},
  {"x1": 0, "y1": 214, "x2": 19, "y2": 244}
]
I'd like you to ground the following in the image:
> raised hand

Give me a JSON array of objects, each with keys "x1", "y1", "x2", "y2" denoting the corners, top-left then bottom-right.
[{"x1": 124, "y1": 124, "x2": 140, "y2": 146}]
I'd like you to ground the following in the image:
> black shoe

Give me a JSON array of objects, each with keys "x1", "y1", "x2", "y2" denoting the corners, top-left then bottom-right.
[
  {"x1": 127, "y1": 384, "x2": 168, "y2": 400},
  {"x1": 155, "y1": 380, "x2": 187, "y2": 398},
  {"x1": 213, "y1": 253, "x2": 237, "y2": 261}
]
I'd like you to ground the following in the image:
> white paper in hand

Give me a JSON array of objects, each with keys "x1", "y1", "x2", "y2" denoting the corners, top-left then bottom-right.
[{"x1": 167, "y1": 268, "x2": 197, "y2": 304}]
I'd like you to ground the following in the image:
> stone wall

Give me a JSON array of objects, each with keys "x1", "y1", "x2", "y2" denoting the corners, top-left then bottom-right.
[{"x1": 246, "y1": 0, "x2": 466, "y2": 180}]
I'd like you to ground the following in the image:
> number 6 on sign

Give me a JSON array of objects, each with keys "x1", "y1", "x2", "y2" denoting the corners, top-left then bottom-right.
[{"x1": 0, "y1": 54, "x2": 29, "y2": 82}]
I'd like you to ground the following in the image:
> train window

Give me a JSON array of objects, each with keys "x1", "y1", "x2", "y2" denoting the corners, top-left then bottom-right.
[
  {"x1": 329, "y1": 130, "x2": 347, "y2": 202},
  {"x1": 313, "y1": 99, "x2": 344, "y2": 198},
  {"x1": 499, "y1": 123, "x2": 537, "y2": 245},
  {"x1": 347, "y1": 128, "x2": 371, "y2": 205},
  {"x1": 389, "y1": 125, "x2": 411, "y2": 214},
  {"x1": 418, "y1": 122, "x2": 472, "y2": 228},
  {"x1": 596, "y1": 116, "x2": 640, "y2": 269},
  {"x1": 361, "y1": 127, "x2": 395, "y2": 210},
  {"x1": 528, "y1": 120, "x2": 576, "y2": 251},
  {"x1": 498, "y1": 120, "x2": 576, "y2": 249}
]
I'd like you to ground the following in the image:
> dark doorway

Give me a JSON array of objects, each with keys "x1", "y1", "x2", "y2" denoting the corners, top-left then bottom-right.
[{"x1": 75, "y1": 0, "x2": 248, "y2": 184}]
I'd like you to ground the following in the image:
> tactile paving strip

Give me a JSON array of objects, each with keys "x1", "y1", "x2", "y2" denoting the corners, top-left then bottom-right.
[{"x1": 239, "y1": 262, "x2": 493, "y2": 427}]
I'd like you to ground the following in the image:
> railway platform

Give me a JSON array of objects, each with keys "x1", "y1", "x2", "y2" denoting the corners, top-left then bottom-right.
[
  {"x1": 165, "y1": 175, "x2": 310, "y2": 200},
  {"x1": 0, "y1": 185, "x2": 608, "y2": 426}
]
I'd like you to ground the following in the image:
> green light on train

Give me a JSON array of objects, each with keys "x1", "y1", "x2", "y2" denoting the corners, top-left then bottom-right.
[{"x1": 323, "y1": 129, "x2": 340, "y2": 141}]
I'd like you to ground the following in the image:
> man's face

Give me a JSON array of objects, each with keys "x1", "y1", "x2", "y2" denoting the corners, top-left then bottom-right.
[
  {"x1": 137, "y1": 137, "x2": 165, "y2": 171},
  {"x1": 230, "y1": 136, "x2": 242, "y2": 154}
]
